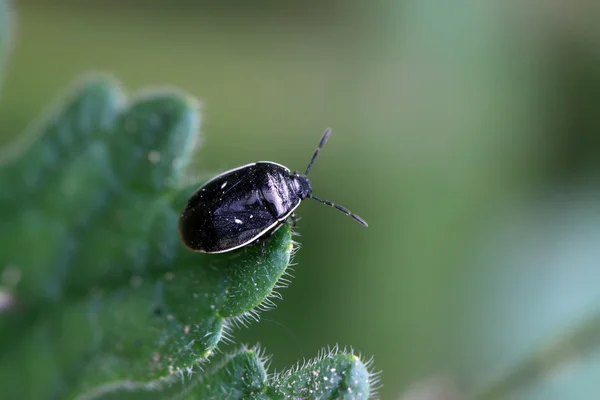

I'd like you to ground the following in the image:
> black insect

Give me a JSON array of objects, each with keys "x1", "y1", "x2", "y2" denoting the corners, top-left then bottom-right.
[{"x1": 178, "y1": 128, "x2": 367, "y2": 253}]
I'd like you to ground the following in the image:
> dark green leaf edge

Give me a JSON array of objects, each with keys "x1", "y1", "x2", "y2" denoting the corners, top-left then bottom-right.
[
  {"x1": 222, "y1": 239, "x2": 300, "y2": 330},
  {"x1": 0, "y1": 71, "x2": 203, "y2": 175},
  {"x1": 0, "y1": 72, "x2": 126, "y2": 167}
]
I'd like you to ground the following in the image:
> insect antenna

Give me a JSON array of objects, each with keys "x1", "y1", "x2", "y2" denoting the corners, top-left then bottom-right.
[
  {"x1": 309, "y1": 194, "x2": 368, "y2": 227},
  {"x1": 305, "y1": 127, "x2": 332, "y2": 176}
]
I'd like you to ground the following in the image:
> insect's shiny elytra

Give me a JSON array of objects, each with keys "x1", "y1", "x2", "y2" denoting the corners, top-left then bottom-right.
[{"x1": 178, "y1": 128, "x2": 367, "y2": 254}]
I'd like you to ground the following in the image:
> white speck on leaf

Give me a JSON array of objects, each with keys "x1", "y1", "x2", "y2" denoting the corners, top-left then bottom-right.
[
  {"x1": 0, "y1": 291, "x2": 15, "y2": 311},
  {"x1": 2, "y1": 265, "x2": 21, "y2": 287},
  {"x1": 147, "y1": 150, "x2": 161, "y2": 164},
  {"x1": 172, "y1": 157, "x2": 183, "y2": 168}
]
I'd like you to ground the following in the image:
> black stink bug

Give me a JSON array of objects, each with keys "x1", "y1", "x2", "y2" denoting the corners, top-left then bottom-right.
[{"x1": 178, "y1": 128, "x2": 367, "y2": 253}]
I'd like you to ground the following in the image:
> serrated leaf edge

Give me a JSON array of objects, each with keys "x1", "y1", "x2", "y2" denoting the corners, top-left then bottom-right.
[
  {"x1": 0, "y1": 73, "x2": 125, "y2": 166},
  {"x1": 270, "y1": 344, "x2": 382, "y2": 400}
]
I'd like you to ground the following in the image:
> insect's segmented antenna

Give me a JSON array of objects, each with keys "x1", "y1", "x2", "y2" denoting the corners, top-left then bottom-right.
[
  {"x1": 305, "y1": 128, "x2": 332, "y2": 176},
  {"x1": 309, "y1": 195, "x2": 368, "y2": 227}
]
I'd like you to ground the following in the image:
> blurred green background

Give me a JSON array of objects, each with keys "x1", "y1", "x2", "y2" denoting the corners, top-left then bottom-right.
[{"x1": 2, "y1": 0, "x2": 600, "y2": 398}]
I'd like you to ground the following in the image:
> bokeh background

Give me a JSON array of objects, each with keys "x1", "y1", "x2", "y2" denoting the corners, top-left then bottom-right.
[{"x1": 2, "y1": 0, "x2": 600, "y2": 399}]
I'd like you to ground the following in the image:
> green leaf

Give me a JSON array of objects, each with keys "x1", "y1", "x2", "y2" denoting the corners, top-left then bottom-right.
[
  {"x1": 0, "y1": 76, "x2": 294, "y2": 399},
  {"x1": 90, "y1": 346, "x2": 269, "y2": 400},
  {"x1": 187, "y1": 348, "x2": 268, "y2": 400},
  {"x1": 91, "y1": 346, "x2": 376, "y2": 400},
  {"x1": 266, "y1": 347, "x2": 375, "y2": 400}
]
